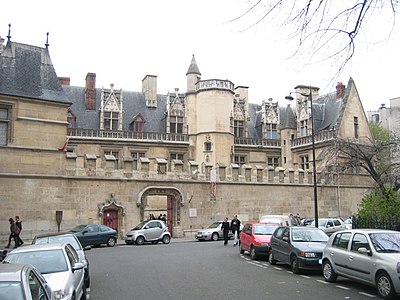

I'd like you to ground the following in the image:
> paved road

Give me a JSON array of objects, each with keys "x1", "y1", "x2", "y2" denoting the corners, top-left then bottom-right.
[{"x1": 85, "y1": 238, "x2": 379, "y2": 300}]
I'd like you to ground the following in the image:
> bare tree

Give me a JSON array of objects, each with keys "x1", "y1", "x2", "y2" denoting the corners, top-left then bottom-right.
[{"x1": 231, "y1": 1, "x2": 399, "y2": 80}]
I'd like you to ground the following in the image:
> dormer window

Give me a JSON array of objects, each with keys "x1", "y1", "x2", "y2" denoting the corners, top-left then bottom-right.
[
  {"x1": 104, "y1": 112, "x2": 119, "y2": 130},
  {"x1": 266, "y1": 123, "x2": 277, "y2": 139},
  {"x1": 131, "y1": 114, "x2": 145, "y2": 132},
  {"x1": 170, "y1": 116, "x2": 183, "y2": 133},
  {"x1": 234, "y1": 120, "x2": 244, "y2": 137},
  {"x1": 67, "y1": 108, "x2": 76, "y2": 128}
]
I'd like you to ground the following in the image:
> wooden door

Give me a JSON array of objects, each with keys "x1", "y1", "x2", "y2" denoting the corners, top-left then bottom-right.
[
  {"x1": 103, "y1": 210, "x2": 118, "y2": 231},
  {"x1": 167, "y1": 196, "x2": 174, "y2": 236}
]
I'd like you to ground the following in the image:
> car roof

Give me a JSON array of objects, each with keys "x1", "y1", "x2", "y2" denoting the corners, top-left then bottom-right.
[
  {"x1": 34, "y1": 232, "x2": 76, "y2": 239},
  {"x1": 335, "y1": 229, "x2": 399, "y2": 234},
  {"x1": 8, "y1": 242, "x2": 69, "y2": 254},
  {"x1": 0, "y1": 263, "x2": 31, "y2": 281}
]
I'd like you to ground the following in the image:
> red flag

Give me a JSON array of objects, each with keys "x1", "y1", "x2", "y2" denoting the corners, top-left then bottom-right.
[{"x1": 58, "y1": 137, "x2": 69, "y2": 151}]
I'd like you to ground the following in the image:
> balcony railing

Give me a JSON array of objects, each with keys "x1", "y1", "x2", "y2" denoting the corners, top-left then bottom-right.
[
  {"x1": 195, "y1": 79, "x2": 235, "y2": 92},
  {"x1": 234, "y1": 137, "x2": 281, "y2": 147},
  {"x1": 68, "y1": 128, "x2": 189, "y2": 143},
  {"x1": 291, "y1": 130, "x2": 336, "y2": 148}
]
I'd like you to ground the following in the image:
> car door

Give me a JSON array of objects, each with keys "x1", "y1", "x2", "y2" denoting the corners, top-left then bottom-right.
[
  {"x1": 325, "y1": 232, "x2": 352, "y2": 275},
  {"x1": 143, "y1": 221, "x2": 162, "y2": 240},
  {"x1": 85, "y1": 225, "x2": 101, "y2": 245},
  {"x1": 344, "y1": 233, "x2": 374, "y2": 283},
  {"x1": 65, "y1": 244, "x2": 84, "y2": 297},
  {"x1": 271, "y1": 227, "x2": 290, "y2": 262},
  {"x1": 240, "y1": 224, "x2": 251, "y2": 251}
]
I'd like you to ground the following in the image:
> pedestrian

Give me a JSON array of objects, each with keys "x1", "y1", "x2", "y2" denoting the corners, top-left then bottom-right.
[
  {"x1": 5, "y1": 218, "x2": 18, "y2": 248},
  {"x1": 158, "y1": 214, "x2": 163, "y2": 220},
  {"x1": 15, "y1": 216, "x2": 24, "y2": 247},
  {"x1": 230, "y1": 215, "x2": 241, "y2": 246},
  {"x1": 221, "y1": 217, "x2": 230, "y2": 246},
  {"x1": 161, "y1": 214, "x2": 167, "y2": 223}
]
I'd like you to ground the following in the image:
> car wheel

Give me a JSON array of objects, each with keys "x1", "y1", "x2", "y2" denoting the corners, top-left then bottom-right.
[
  {"x1": 211, "y1": 232, "x2": 219, "y2": 241},
  {"x1": 376, "y1": 271, "x2": 395, "y2": 299},
  {"x1": 106, "y1": 237, "x2": 116, "y2": 247},
  {"x1": 322, "y1": 260, "x2": 337, "y2": 282},
  {"x1": 136, "y1": 236, "x2": 145, "y2": 245},
  {"x1": 268, "y1": 251, "x2": 277, "y2": 265},
  {"x1": 162, "y1": 235, "x2": 171, "y2": 244},
  {"x1": 290, "y1": 255, "x2": 300, "y2": 274},
  {"x1": 250, "y1": 246, "x2": 257, "y2": 260},
  {"x1": 239, "y1": 243, "x2": 245, "y2": 254}
]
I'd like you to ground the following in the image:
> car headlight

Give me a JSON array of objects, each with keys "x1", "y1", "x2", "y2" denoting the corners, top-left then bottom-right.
[
  {"x1": 300, "y1": 252, "x2": 318, "y2": 258},
  {"x1": 53, "y1": 289, "x2": 67, "y2": 299}
]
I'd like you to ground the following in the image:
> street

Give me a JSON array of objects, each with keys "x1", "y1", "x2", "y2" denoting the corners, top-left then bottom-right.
[{"x1": 84, "y1": 238, "x2": 380, "y2": 300}]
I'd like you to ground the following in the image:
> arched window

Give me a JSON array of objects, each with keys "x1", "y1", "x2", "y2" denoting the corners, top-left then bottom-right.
[
  {"x1": 131, "y1": 114, "x2": 145, "y2": 132},
  {"x1": 67, "y1": 108, "x2": 76, "y2": 128}
]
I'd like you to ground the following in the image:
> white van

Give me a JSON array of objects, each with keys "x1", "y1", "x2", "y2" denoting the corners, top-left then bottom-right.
[{"x1": 259, "y1": 214, "x2": 300, "y2": 226}]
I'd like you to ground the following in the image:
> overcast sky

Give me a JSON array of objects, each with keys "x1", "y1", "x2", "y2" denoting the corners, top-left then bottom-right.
[{"x1": 2, "y1": 0, "x2": 399, "y2": 112}]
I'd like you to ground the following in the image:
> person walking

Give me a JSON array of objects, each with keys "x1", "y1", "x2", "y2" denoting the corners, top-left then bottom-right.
[
  {"x1": 15, "y1": 216, "x2": 24, "y2": 247},
  {"x1": 230, "y1": 215, "x2": 241, "y2": 246},
  {"x1": 221, "y1": 217, "x2": 230, "y2": 246},
  {"x1": 5, "y1": 218, "x2": 18, "y2": 248}
]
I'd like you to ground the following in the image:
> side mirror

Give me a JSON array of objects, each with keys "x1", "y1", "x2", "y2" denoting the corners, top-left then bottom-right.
[
  {"x1": 72, "y1": 262, "x2": 85, "y2": 272},
  {"x1": 82, "y1": 230, "x2": 88, "y2": 235},
  {"x1": 358, "y1": 247, "x2": 372, "y2": 256}
]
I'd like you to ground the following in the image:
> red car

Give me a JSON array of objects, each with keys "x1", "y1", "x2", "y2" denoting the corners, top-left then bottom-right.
[{"x1": 239, "y1": 222, "x2": 279, "y2": 260}]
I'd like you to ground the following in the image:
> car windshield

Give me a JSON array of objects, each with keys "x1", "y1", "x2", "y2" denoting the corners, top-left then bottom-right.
[
  {"x1": 0, "y1": 282, "x2": 24, "y2": 299},
  {"x1": 369, "y1": 232, "x2": 400, "y2": 253},
  {"x1": 254, "y1": 224, "x2": 278, "y2": 235},
  {"x1": 4, "y1": 249, "x2": 68, "y2": 274},
  {"x1": 70, "y1": 225, "x2": 87, "y2": 233},
  {"x1": 208, "y1": 222, "x2": 221, "y2": 229},
  {"x1": 34, "y1": 236, "x2": 81, "y2": 250},
  {"x1": 132, "y1": 221, "x2": 148, "y2": 231},
  {"x1": 292, "y1": 229, "x2": 329, "y2": 242}
]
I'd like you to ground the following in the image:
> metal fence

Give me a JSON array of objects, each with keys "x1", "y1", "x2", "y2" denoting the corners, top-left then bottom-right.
[{"x1": 353, "y1": 217, "x2": 400, "y2": 231}]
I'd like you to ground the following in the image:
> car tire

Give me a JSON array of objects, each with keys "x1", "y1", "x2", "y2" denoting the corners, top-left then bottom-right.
[
  {"x1": 250, "y1": 246, "x2": 257, "y2": 260},
  {"x1": 106, "y1": 237, "x2": 116, "y2": 247},
  {"x1": 162, "y1": 235, "x2": 171, "y2": 244},
  {"x1": 376, "y1": 271, "x2": 395, "y2": 299},
  {"x1": 268, "y1": 251, "x2": 277, "y2": 265},
  {"x1": 239, "y1": 243, "x2": 245, "y2": 254},
  {"x1": 322, "y1": 260, "x2": 337, "y2": 282},
  {"x1": 136, "y1": 236, "x2": 145, "y2": 245},
  {"x1": 211, "y1": 232, "x2": 219, "y2": 241},
  {"x1": 290, "y1": 255, "x2": 300, "y2": 274}
]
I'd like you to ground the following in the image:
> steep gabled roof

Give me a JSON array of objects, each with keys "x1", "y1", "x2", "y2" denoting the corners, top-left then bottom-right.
[{"x1": 0, "y1": 41, "x2": 69, "y2": 103}]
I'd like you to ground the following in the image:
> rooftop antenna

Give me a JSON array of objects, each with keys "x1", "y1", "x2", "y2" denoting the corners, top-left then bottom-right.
[
  {"x1": 45, "y1": 32, "x2": 49, "y2": 49},
  {"x1": 7, "y1": 24, "x2": 11, "y2": 42}
]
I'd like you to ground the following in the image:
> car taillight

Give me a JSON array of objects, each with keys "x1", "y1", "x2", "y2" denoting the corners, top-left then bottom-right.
[{"x1": 165, "y1": 227, "x2": 169, "y2": 232}]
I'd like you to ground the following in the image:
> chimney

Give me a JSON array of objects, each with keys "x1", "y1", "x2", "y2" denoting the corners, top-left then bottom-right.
[
  {"x1": 336, "y1": 82, "x2": 345, "y2": 99},
  {"x1": 85, "y1": 73, "x2": 96, "y2": 110},
  {"x1": 58, "y1": 77, "x2": 70, "y2": 86}
]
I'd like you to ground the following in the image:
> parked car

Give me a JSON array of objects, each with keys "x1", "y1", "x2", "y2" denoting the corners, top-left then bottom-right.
[
  {"x1": 2, "y1": 243, "x2": 86, "y2": 300},
  {"x1": 32, "y1": 232, "x2": 91, "y2": 288},
  {"x1": 300, "y1": 218, "x2": 314, "y2": 226},
  {"x1": 0, "y1": 263, "x2": 55, "y2": 300},
  {"x1": 259, "y1": 214, "x2": 301, "y2": 226},
  {"x1": 70, "y1": 224, "x2": 118, "y2": 248},
  {"x1": 310, "y1": 218, "x2": 347, "y2": 235},
  {"x1": 125, "y1": 220, "x2": 171, "y2": 245},
  {"x1": 239, "y1": 222, "x2": 279, "y2": 260},
  {"x1": 344, "y1": 217, "x2": 353, "y2": 229},
  {"x1": 322, "y1": 229, "x2": 400, "y2": 299},
  {"x1": 269, "y1": 226, "x2": 329, "y2": 273}
]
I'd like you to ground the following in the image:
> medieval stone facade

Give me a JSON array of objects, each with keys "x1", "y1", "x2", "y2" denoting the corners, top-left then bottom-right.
[{"x1": 0, "y1": 36, "x2": 374, "y2": 241}]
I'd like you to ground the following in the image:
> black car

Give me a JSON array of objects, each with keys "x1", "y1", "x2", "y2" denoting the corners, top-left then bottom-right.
[
  {"x1": 70, "y1": 224, "x2": 118, "y2": 248},
  {"x1": 269, "y1": 226, "x2": 329, "y2": 273}
]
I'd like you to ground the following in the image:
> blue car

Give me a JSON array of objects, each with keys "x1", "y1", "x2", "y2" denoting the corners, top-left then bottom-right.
[{"x1": 70, "y1": 224, "x2": 118, "y2": 247}]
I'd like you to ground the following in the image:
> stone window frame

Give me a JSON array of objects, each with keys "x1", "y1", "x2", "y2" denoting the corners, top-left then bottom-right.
[
  {"x1": 299, "y1": 155, "x2": 309, "y2": 171},
  {"x1": 103, "y1": 149, "x2": 121, "y2": 169},
  {"x1": 0, "y1": 103, "x2": 12, "y2": 146}
]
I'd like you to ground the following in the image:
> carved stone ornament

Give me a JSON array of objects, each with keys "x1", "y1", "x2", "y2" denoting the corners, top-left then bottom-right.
[{"x1": 98, "y1": 199, "x2": 126, "y2": 216}]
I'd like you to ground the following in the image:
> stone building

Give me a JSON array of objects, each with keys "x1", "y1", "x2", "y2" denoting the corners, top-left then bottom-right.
[{"x1": 0, "y1": 34, "x2": 374, "y2": 241}]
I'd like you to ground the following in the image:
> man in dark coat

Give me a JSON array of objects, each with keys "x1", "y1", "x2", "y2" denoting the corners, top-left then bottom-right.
[
  {"x1": 15, "y1": 216, "x2": 24, "y2": 247},
  {"x1": 5, "y1": 218, "x2": 17, "y2": 248},
  {"x1": 230, "y1": 215, "x2": 241, "y2": 246},
  {"x1": 221, "y1": 217, "x2": 230, "y2": 246}
]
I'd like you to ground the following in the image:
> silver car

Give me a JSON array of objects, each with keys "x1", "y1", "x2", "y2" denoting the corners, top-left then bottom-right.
[
  {"x1": 3, "y1": 243, "x2": 86, "y2": 300},
  {"x1": 32, "y1": 232, "x2": 91, "y2": 288},
  {"x1": 310, "y1": 218, "x2": 346, "y2": 235},
  {"x1": 125, "y1": 220, "x2": 171, "y2": 245},
  {"x1": 322, "y1": 229, "x2": 400, "y2": 299},
  {"x1": 0, "y1": 263, "x2": 55, "y2": 300},
  {"x1": 195, "y1": 221, "x2": 234, "y2": 241}
]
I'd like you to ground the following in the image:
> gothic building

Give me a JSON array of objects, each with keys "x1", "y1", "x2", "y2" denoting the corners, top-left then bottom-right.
[{"x1": 0, "y1": 34, "x2": 373, "y2": 240}]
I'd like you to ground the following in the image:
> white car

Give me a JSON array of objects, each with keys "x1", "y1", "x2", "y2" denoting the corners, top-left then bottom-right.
[
  {"x1": 195, "y1": 221, "x2": 243, "y2": 241},
  {"x1": 322, "y1": 229, "x2": 400, "y2": 299},
  {"x1": 310, "y1": 218, "x2": 346, "y2": 235},
  {"x1": 3, "y1": 243, "x2": 86, "y2": 300}
]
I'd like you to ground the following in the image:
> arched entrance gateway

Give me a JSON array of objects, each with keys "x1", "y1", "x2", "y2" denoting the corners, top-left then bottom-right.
[{"x1": 137, "y1": 186, "x2": 185, "y2": 237}]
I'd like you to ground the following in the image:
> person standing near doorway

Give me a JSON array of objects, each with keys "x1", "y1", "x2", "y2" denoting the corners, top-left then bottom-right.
[
  {"x1": 230, "y1": 215, "x2": 241, "y2": 246},
  {"x1": 15, "y1": 216, "x2": 23, "y2": 247},
  {"x1": 221, "y1": 217, "x2": 230, "y2": 246}
]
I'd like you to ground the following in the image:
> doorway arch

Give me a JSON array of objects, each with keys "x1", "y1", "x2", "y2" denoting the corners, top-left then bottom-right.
[{"x1": 137, "y1": 186, "x2": 185, "y2": 237}]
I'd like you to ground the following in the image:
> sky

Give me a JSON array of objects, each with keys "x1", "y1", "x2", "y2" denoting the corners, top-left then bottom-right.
[{"x1": 1, "y1": 0, "x2": 399, "y2": 112}]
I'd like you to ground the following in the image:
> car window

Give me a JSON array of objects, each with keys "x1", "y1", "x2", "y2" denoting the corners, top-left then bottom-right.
[
  {"x1": 351, "y1": 233, "x2": 370, "y2": 252},
  {"x1": 292, "y1": 229, "x2": 329, "y2": 242},
  {"x1": 208, "y1": 222, "x2": 221, "y2": 229},
  {"x1": 327, "y1": 220, "x2": 333, "y2": 227},
  {"x1": 65, "y1": 245, "x2": 79, "y2": 266},
  {"x1": 332, "y1": 232, "x2": 351, "y2": 249},
  {"x1": 254, "y1": 224, "x2": 278, "y2": 235},
  {"x1": 333, "y1": 220, "x2": 341, "y2": 226},
  {"x1": 0, "y1": 282, "x2": 24, "y2": 299},
  {"x1": 100, "y1": 225, "x2": 111, "y2": 232},
  {"x1": 242, "y1": 225, "x2": 251, "y2": 235},
  {"x1": 370, "y1": 232, "x2": 400, "y2": 252},
  {"x1": 87, "y1": 225, "x2": 99, "y2": 232},
  {"x1": 148, "y1": 221, "x2": 161, "y2": 229},
  {"x1": 28, "y1": 270, "x2": 49, "y2": 300},
  {"x1": 274, "y1": 227, "x2": 286, "y2": 239}
]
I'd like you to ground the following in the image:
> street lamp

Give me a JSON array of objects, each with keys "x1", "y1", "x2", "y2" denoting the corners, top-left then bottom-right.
[{"x1": 285, "y1": 86, "x2": 318, "y2": 228}]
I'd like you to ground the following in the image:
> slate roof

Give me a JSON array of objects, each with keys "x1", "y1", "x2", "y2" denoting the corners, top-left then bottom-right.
[{"x1": 0, "y1": 41, "x2": 69, "y2": 104}]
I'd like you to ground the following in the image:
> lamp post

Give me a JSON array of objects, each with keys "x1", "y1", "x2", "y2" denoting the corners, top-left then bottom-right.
[{"x1": 285, "y1": 86, "x2": 318, "y2": 228}]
